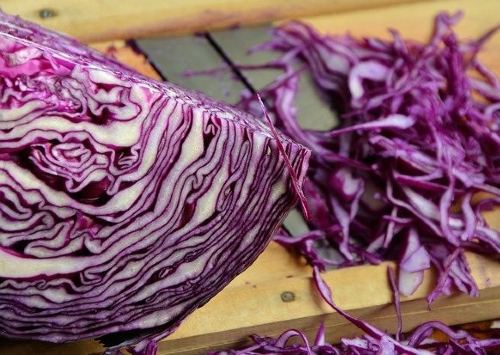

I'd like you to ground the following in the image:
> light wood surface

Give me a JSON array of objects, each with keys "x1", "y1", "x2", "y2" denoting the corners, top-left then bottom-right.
[
  {"x1": 1, "y1": 0, "x2": 430, "y2": 43},
  {"x1": 0, "y1": 1, "x2": 499, "y2": 354}
]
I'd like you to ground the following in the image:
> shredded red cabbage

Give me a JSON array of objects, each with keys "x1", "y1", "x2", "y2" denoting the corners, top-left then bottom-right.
[
  {"x1": 210, "y1": 11, "x2": 500, "y2": 355},
  {"x1": 237, "y1": 11, "x2": 500, "y2": 301}
]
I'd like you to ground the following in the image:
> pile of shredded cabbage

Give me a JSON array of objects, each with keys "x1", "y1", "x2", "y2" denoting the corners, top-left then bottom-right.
[{"x1": 213, "y1": 11, "x2": 500, "y2": 354}]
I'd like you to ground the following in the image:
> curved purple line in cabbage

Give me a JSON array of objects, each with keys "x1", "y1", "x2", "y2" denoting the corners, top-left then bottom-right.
[{"x1": 0, "y1": 11, "x2": 310, "y2": 350}]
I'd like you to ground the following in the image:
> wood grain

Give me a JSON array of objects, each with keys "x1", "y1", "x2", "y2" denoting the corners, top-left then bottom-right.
[{"x1": 2, "y1": 0, "x2": 431, "y2": 43}]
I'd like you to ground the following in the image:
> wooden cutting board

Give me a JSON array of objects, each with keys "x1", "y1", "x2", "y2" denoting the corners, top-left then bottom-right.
[{"x1": 0, "y1": 0, "x2": 499, "y2": 354}]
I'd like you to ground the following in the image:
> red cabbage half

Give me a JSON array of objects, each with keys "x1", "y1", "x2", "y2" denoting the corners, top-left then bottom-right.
[{"x1": 0, "y1": 12, "x2": 310, "y2": 353}]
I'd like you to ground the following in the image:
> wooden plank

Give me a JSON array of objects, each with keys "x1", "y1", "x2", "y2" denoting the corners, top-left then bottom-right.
[
  {"x1": 2, "y1": 0, "x2": 433, "y2": 43},
  {"x1": 91, "y1": 41, "x2": 162, "y2": 80},
  {"x1": 157, "y1": 249, "x2": 500, "y2": 354}
]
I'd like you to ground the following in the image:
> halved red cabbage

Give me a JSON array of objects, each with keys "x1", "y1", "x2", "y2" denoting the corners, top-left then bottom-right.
[{"x1": 0, "y1": 12, "x2": 309, "y2": 353}]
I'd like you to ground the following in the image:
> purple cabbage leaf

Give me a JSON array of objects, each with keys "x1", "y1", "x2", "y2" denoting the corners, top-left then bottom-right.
[{"x1": 0, "y1": 11, "x2": 310, "y2": 354}]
